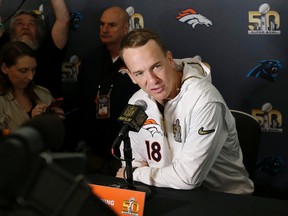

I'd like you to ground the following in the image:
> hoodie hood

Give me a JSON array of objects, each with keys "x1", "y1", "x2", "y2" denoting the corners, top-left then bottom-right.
[{"x1": 173, "y1": 56, "x2": 212, "y2": 83}]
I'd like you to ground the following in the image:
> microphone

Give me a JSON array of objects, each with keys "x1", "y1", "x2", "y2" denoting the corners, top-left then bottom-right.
[
  {"x1": 0, "y1": 113, "x2": 65, "y2": 201},
  {"x1": 111, "y1": 100, "x2": 152, "y2": 197},
  {"x1": 112, "y1": 100, "x2": 148, "y2": 149},
  {"x1": 21, "y1": 113, "x2": 65, "y2": 151},
  {"x1": 134, "y1": 99, "x2": 148, "y2": 111},
  {"x1": 0, "y1": 113, "x2": 65, "y2": 154},
  {"x1": 0, "y1": 115, "x2": 116, "y2": 215}
]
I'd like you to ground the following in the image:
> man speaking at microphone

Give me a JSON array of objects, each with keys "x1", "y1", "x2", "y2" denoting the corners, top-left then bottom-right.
[{"x1": 116, "y1": 29, "x2": 254, "y2": 195}]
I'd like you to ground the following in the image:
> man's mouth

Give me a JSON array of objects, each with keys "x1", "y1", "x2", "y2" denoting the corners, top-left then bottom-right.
[{"x1": 150, "y1": 87, "x2": 163, "y2": 94}]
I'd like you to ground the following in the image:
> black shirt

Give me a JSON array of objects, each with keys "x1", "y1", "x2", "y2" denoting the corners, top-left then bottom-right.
[{"x1": 78, "y1": 45, "x2": 139, "y2": 158}]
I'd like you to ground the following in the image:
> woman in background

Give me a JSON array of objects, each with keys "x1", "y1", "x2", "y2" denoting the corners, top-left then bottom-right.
[{"x1": 0, "y1": 41, "x2": 63, "y2": 131}]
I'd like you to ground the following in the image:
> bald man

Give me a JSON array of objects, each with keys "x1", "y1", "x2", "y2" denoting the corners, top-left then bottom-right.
[{"x1": 78, "y1": 6, "x2": 139, "y2": 176}]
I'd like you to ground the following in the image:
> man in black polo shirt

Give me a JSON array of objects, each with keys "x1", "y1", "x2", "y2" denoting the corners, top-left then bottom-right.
[{"x1": 78, "y1": 6, "x2": 139, "y2": 176}]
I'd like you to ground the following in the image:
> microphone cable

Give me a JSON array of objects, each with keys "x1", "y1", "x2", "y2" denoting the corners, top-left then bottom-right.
[{"x1": 111, "y1": 139, "x2": 130, "y2": 162}]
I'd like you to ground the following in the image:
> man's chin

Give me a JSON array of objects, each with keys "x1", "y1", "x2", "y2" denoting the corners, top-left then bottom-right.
[
  {"x1": 19, "y1": 38, "x2": 39, "y2": 50},
  {"x1": 100, "y1": 37, "x2": 113, "y2": 44},
  {"x1": 18, "y1": 34, "x2": 33, "y2": 41}
]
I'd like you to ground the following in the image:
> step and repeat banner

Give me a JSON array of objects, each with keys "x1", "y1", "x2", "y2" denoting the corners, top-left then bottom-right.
[{"x1": 1, "y1": 0, "x2": 287, "y2": 196}]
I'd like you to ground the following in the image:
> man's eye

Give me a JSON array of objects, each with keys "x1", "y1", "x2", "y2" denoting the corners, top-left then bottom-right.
[
  {"x1": 28, "y1": 22, "x2": 36, "y2": 27},
  {"x1": 135, "y1": 71, "x2": 144, "y2": 77},
  {"x1": 153, "y1": 64, "x2": 162, "y2": 73}
]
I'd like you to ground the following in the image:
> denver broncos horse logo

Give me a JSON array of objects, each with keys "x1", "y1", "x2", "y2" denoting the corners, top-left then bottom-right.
[
  {"x1": 142, "y1": 119, "x2": 163, "y2": 137},
  {"x1": 176, "y1": 8, "x2": 212, "y2": 29}
]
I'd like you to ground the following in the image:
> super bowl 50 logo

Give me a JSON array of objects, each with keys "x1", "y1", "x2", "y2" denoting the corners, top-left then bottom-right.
[
  {"x1": 252, "y1": 102, "x2": 283, "y2": 133},
  {"x1": 122, "y1": 197, "x2": 140, "y2": 215},
  {"x1": 126, "y1": 6, "x2": 144, "y2": 31},
  {"x1": 248, "y1": 3, "x2": 280, "y2": 35}
]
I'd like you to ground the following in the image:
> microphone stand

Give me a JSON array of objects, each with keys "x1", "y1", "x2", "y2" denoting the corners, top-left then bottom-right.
[
  {"x1": 123, "y1": 136, "x2": 135, "y2": 189},
  {"x1": 122, "y1": 136, "x2": 152, "y2": 199}
]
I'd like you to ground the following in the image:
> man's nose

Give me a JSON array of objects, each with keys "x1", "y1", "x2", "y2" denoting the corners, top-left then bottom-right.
[
  {"x1": 21, "y1": 23, "x2": 30, "y2": 29},
  {"x1": 101, "y1": 24, "x2": 109, "y2": 32},
  {"x1": 147, "y1": 71, "x2": 159, "y2": 84}
]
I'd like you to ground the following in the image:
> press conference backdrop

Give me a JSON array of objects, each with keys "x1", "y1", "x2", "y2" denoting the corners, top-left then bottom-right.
[{"x1": 1, "y1": 0, "x2": 287, "y2": 198}]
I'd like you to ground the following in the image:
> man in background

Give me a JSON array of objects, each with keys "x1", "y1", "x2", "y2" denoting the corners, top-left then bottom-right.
[
  {"x1": 0, "y1": 0, "x2": 70, "y2": 98},
  {"x1": 78, "y1": 6, "x2": 138, "y2": 176}
]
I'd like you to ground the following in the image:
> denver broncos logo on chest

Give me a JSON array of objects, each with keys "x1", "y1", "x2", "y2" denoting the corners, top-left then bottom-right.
[{"x1": 142, "y1": 119, "x2": 163, "y2": 137}]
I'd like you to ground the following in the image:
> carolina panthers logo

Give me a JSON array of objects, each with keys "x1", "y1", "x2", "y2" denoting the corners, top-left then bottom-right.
[
  {"x1": 70, "y1": 12, "x2": 83, "y2": 32},
  {"x1": 142, "y1": 119, "x2": 163, "y2": 137},
  {"x1": 256, "y1": 156, "x2": 284, "y2": 175},
  {"x1": 246, "y1": 60, "x2": 283, "y2": 82},
  {"x1": 176, "y1": 8, "x2": 212, "y2": 29}
]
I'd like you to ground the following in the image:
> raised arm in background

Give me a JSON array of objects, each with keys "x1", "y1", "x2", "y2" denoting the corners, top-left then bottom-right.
[{"x1": 50, "y1": 0, "x2": 70, "y2": 49}]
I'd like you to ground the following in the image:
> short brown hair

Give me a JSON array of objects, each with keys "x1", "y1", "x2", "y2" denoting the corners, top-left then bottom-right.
[{"x1": 120, "y1": 28, "x2": 168, "y2": 58}]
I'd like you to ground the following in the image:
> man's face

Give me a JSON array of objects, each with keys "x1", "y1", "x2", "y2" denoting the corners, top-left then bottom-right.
[
  {"x1": 10, "y1": 14, "x2": 39, "y2": 50},
  {"x1": 1, "y1": 56, "x2": 36, "y2": 90},
  {"x1": 122, "y1": 40, "x2": 179, "y2": 105},
  {"x1": 99, "y1": 9, "x2": 128, "y2": 46}
]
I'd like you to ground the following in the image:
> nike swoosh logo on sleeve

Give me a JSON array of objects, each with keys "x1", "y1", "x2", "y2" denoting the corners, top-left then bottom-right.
[{"x1": 198, "y1": 127, "x2": 215, "y2": 135}]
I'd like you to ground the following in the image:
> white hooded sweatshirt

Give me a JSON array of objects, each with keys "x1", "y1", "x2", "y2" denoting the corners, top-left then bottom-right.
[{"x1": 124, "y1": 57, "x2": 254, "y2": 194}]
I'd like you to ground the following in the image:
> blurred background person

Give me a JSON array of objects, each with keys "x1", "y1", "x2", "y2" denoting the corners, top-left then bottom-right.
[
  {"x1": 0, "y1": 0, "x2": 70, "y2": 98},
  {"x1": 77, "y1": 6, "x2": 139, "y2": 176},
  {"x1": 0, "y1": 41, "x2": 64, "y2": 131}
]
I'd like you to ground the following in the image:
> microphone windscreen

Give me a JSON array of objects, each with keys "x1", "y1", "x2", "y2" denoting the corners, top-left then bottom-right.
[
  {"x1": 134, "y1": 100, "x2": 148, "y2": 111},
  {"x1": 22, "y1": 113, "x2": 65, "y2": 151}
]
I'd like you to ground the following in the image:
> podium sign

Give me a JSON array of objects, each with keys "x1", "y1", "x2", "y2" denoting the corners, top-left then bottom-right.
[{"x1": 89, "y1": 184, "x2": 146, "y2": 216}]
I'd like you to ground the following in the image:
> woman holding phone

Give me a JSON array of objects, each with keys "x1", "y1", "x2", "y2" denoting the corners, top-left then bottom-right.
[{"x1": 0, "y1": 41, "x2": 64, "y2": 131}]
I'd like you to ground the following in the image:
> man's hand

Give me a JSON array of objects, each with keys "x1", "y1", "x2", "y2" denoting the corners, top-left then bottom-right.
[
  {"x1": 116, "y1": 166, "x2": 125, "y2": 178},
  {"x1": 116, "y1": 161, "x2": 148, "y2": 178}
]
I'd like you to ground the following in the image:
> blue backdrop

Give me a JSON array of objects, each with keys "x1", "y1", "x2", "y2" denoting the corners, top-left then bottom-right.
[{"x1": 1, "y1": 0, "x2": 287, "y2": 198}]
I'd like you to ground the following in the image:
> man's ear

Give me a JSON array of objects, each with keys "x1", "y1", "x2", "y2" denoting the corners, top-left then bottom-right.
[
  {"x1": 119, "y1": 66, "x2": 137, "y2": 84},
  {"x1": 167, "y1": 51, "x2": 174, "y2": 65},
  {"x1": 123, "y1": 23, "x2": 129, "y2": 34},
  {"x1": 126, "y1": 70, "x2": 138, "y2": 84},
  {"x1": 1, "y1": 63, "x2": 8, "y2": 74}
]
